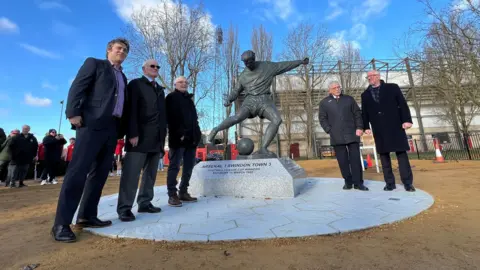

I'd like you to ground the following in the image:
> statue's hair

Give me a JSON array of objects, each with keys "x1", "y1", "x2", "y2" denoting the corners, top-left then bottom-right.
[{"x1": 241, "y1": 50, "x2": 255, "y2": 61}]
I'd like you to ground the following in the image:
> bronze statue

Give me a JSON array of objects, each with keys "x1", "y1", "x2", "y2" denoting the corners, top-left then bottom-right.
[{"x1": 208, "y1": 50, "x2": 309, "y2": 157}]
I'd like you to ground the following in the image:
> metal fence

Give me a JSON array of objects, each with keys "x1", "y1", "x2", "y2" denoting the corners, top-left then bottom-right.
[
  {"x1": 408, "y1": 133, "x2": 480, "y2": 161},
  {"x1": 317, "y1": 133, "x2": 480, "y2": 161}
]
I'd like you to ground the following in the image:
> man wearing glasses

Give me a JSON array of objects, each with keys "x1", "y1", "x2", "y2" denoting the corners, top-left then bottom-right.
[
  {"x1": 117, "y1": 59, "x2": 167, "y2": 222},
  {"x1": 361, "y1": 70, "x2": 415, "y2": 192},
  {"x1": 319, "y1": 81, "x2": 368, "y2": 191},
  {"x1": 165, "y1": 76, "x2": 202, "y2": 207}
]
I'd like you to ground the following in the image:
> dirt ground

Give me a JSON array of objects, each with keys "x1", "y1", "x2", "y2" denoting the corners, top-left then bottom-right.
[{"x1": 1, "y1": 160, "x2": 480, "y2": 270}]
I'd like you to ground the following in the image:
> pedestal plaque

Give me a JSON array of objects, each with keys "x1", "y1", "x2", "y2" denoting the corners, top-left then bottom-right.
[{"x1": 188, "y1": 158, "x2": 306, "y2": 199}]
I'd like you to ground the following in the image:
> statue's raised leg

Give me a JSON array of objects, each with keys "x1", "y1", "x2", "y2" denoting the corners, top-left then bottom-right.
[{"x1": 208, "y1": 108, "x2": 250, "y2": 143}]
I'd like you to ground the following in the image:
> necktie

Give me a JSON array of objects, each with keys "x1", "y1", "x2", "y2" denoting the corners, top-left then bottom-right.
[{"x1": 151, "y1": 81, "x2": 156, "y2": 88}]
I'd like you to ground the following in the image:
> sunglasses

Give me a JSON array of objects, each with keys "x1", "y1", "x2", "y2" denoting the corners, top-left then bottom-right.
[{"x1": 150, "y1": 65, "x2": 160, "y2": 69}]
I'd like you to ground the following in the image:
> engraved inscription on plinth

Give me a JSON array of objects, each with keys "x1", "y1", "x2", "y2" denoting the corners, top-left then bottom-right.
[{"x1": 188, "y1": 158, "x2": 306, "y2": 199}]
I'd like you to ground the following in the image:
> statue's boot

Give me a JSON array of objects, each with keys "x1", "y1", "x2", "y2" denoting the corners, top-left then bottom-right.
[
  {"x1": 252, "y1": 147, "x2": 277, "y2": 158},
  {"x1": 207, "y1": 128, "x2": 218, "y2": 143}
]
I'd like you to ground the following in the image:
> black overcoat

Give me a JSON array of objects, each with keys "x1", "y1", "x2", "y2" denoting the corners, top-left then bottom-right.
[
  {"x1": 165, "y1": 89, "x2": 202, "y2": 149},
  {"x1": 124, "y1": 76, "x2": 167, "y2": 153},
  {"x1": 319, "y1": 94, "x2": 363, "y2": 146},
  {"x1": 361, "y1": 81, "x2": 412, "y2": 153}
]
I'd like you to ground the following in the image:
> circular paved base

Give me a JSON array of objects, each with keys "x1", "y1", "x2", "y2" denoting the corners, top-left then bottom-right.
[{"x1": 83, "y1": 178, "x2": 434, "y2": 242}]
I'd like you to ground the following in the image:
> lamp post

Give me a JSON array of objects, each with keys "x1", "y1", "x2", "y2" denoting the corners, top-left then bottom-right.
[{"x1": 59, "y1": 100, "x2": 64, "y2": 134}]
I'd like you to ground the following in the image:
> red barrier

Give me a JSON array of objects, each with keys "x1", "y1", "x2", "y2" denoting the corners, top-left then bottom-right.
[
  {"x1": 163, "y1": 150, "x2": 169, "y2": 165},
  {"x1": 197, "y1": 147, "x2": 207, "y2": 161}
]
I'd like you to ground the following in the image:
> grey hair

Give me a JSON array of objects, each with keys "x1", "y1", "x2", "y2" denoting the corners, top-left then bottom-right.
[
  {"x1": 142, "y1": 59, "x2": 157, "y2": 68},
  {"x1": 105, "y1": 37, "x2": 130, "y2": 58},
  {"x1": 368, "y1": 69, "x2": 380, "y2": 75},
  {"x1": 174, "y1": 76, "x2": 188, "y2": 84},
  {"x1": 328, "y1": 81, "x2": 341, "y2": 89}
]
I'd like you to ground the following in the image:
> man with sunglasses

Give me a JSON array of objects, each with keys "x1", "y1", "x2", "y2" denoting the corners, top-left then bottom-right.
[{"x1": 117, "y1": 59, "x2": 167, "y2": 222}]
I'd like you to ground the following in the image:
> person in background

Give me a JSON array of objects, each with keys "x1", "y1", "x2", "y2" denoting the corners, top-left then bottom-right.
[
  {"x1": 37, "y1": 141, "x2": 46, "y2": 180},
  {"x1": 0, "y1": 129, "x2": 19, "y2": 186},
  {"x1": 41, "y1": 129, "x2": 67, "y2": 185},
  {"x1": 65, "y1": 137, "x2": 75, "y2": 169},
  {"x1": 114, "y1": 138, "x2": 125, "y2": 176},
  {"x1": 157, "y1": 155, "x2": 164, "y2": 171},
  {"x1": 165, "y1": 76, "x2": 201, "y2": 207},
  {"x1": 9, "y1": 125, "x2": 38, "y2": 188},
  {"x1": 0, "y1": 127, "x2": 8, "y2": 182},
  {"x1": 0, "y1": 128, "x2": 5, "y2": 148}
]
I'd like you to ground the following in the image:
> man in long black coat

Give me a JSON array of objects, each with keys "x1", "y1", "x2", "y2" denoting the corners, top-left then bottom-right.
[
  {"x1": 361, "y1": 70, "x2": 415, "y2": 192},
  {"x1": 319, "y1": 81, "x2": 368, "y2": 191},
  {"x1": 117, "y1": 59, "x2": 167, "y2": 222},
  {"x1": 165, "y1": 76, "x2": 202, "y2": 207},
  {"x1": 41, "y1": 129, "x2": 67, "y2": 185}
]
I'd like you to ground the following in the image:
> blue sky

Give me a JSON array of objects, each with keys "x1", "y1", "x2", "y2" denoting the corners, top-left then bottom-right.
[{"x1": 0, "y1": 0, "x2": 452, "y2": 140}]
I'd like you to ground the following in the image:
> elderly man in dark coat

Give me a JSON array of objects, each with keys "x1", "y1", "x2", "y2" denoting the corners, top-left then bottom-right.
[
  {"x1": 361, "y1": 70, "x2": 415, "y2": 192},
  {"x1": 117, "y1": 59, "x2": 167, "y2": 222},
  {"x1": 319, "y1": 81, "x2": 369, "y2": 191}
]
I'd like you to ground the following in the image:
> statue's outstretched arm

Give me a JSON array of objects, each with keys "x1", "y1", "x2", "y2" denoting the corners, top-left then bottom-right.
[{"x1": 272, "y1": 57, "x2": 309, "y2": 75}]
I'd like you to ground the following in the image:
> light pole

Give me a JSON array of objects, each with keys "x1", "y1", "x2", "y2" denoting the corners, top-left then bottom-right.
[{"x1": 59, "y1": 100, "x2": 64, "y2": 134}]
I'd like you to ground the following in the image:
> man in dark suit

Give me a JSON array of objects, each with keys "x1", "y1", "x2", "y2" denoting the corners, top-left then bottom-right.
[
  {"x1": 361, "y1": 70, "x2": 415, "y2": 192},
  {"x1": 51, "y1": 37, "x2": 130, "y2": 242},
  {"x1": 319, "y1": 81, "x2": 369, "y2": 191},
  {"x1": 165, "y1": 76, "x2": 202, "y2": 207},
  {"x1": 117, "y1": 59, "x2": 167, "y2": 222}
]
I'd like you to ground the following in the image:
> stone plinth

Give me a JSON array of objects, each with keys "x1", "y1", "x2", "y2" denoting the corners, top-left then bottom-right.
[{"x1": 188, "y1": 158, "x2": 306, "y2": 199}]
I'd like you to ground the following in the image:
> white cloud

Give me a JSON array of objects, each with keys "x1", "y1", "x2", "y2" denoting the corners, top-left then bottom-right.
[
  {"x1": 352, "y1": 0, "x2": 391, "y2": 22},
  {"x1": 110, "y1": 0, "x2": 216, "y2": 46},
  {"x1": 0, "y1": 17, "x2": 19, "y2": 33},
  {"x1": 51, "y1": 20, "x2": 75, "y2": 36},
  {"x1": 42, "y1": 81, "x2": 58, "y2": 91},
  {"x1": 250, "y1": 0, "x2": 300, "y2": 23},
  {"x1": 37, "y1": 1, "x2": 71, "y2": 12},
  {"x1": 111, "y1": 0, "x2": 163, "y2": 22},
  {"x1": 328, "y1": 31, "x2": 361, "y2": 57},
  {"x1": 24, "y1": 93, "x2": 52, "y2": 107},
  {"x1": 325, "y1": 0, "x2": 344, "y2": 21},
  {"x1": 19, "y1": 43, "x2": 62, "y2": 59},
  {"x1": 349, "y1": 23, "x2": 367, "y2": 40},
  {"x1": 452, "y1": 0, "x2": 479, "y2": 11}
]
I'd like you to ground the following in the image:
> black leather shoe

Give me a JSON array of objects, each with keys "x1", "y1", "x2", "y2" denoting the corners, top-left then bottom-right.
[
  {"x1": 138, "y1": 204, "x2": 161, "y2": 213},
  {"x1": 51, "y1": 225, "x2": 76, "y2": 243},
  {"x1": 384, "y1": 184, "x2": 396, "y2": 191},
  {"x1": 404, "y1": 185, "x2": 416, "y2": 192},
  {"x1": 119, "y1": 211, "x2": 136, "y2": 222},
  {"x1": 343, "y1": 184, "x2": 353, "y2": 190},
  {"x1": 354, "y1": 184, "x2": 369, "y2": 191},
  {"x1": 76, "y1": 217, "x2": 112, "y2": 228}
]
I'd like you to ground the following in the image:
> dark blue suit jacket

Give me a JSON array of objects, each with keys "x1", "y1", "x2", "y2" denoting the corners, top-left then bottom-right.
[{"x1": 66, "y1": 57, "x2": 128, "y2": 138}]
